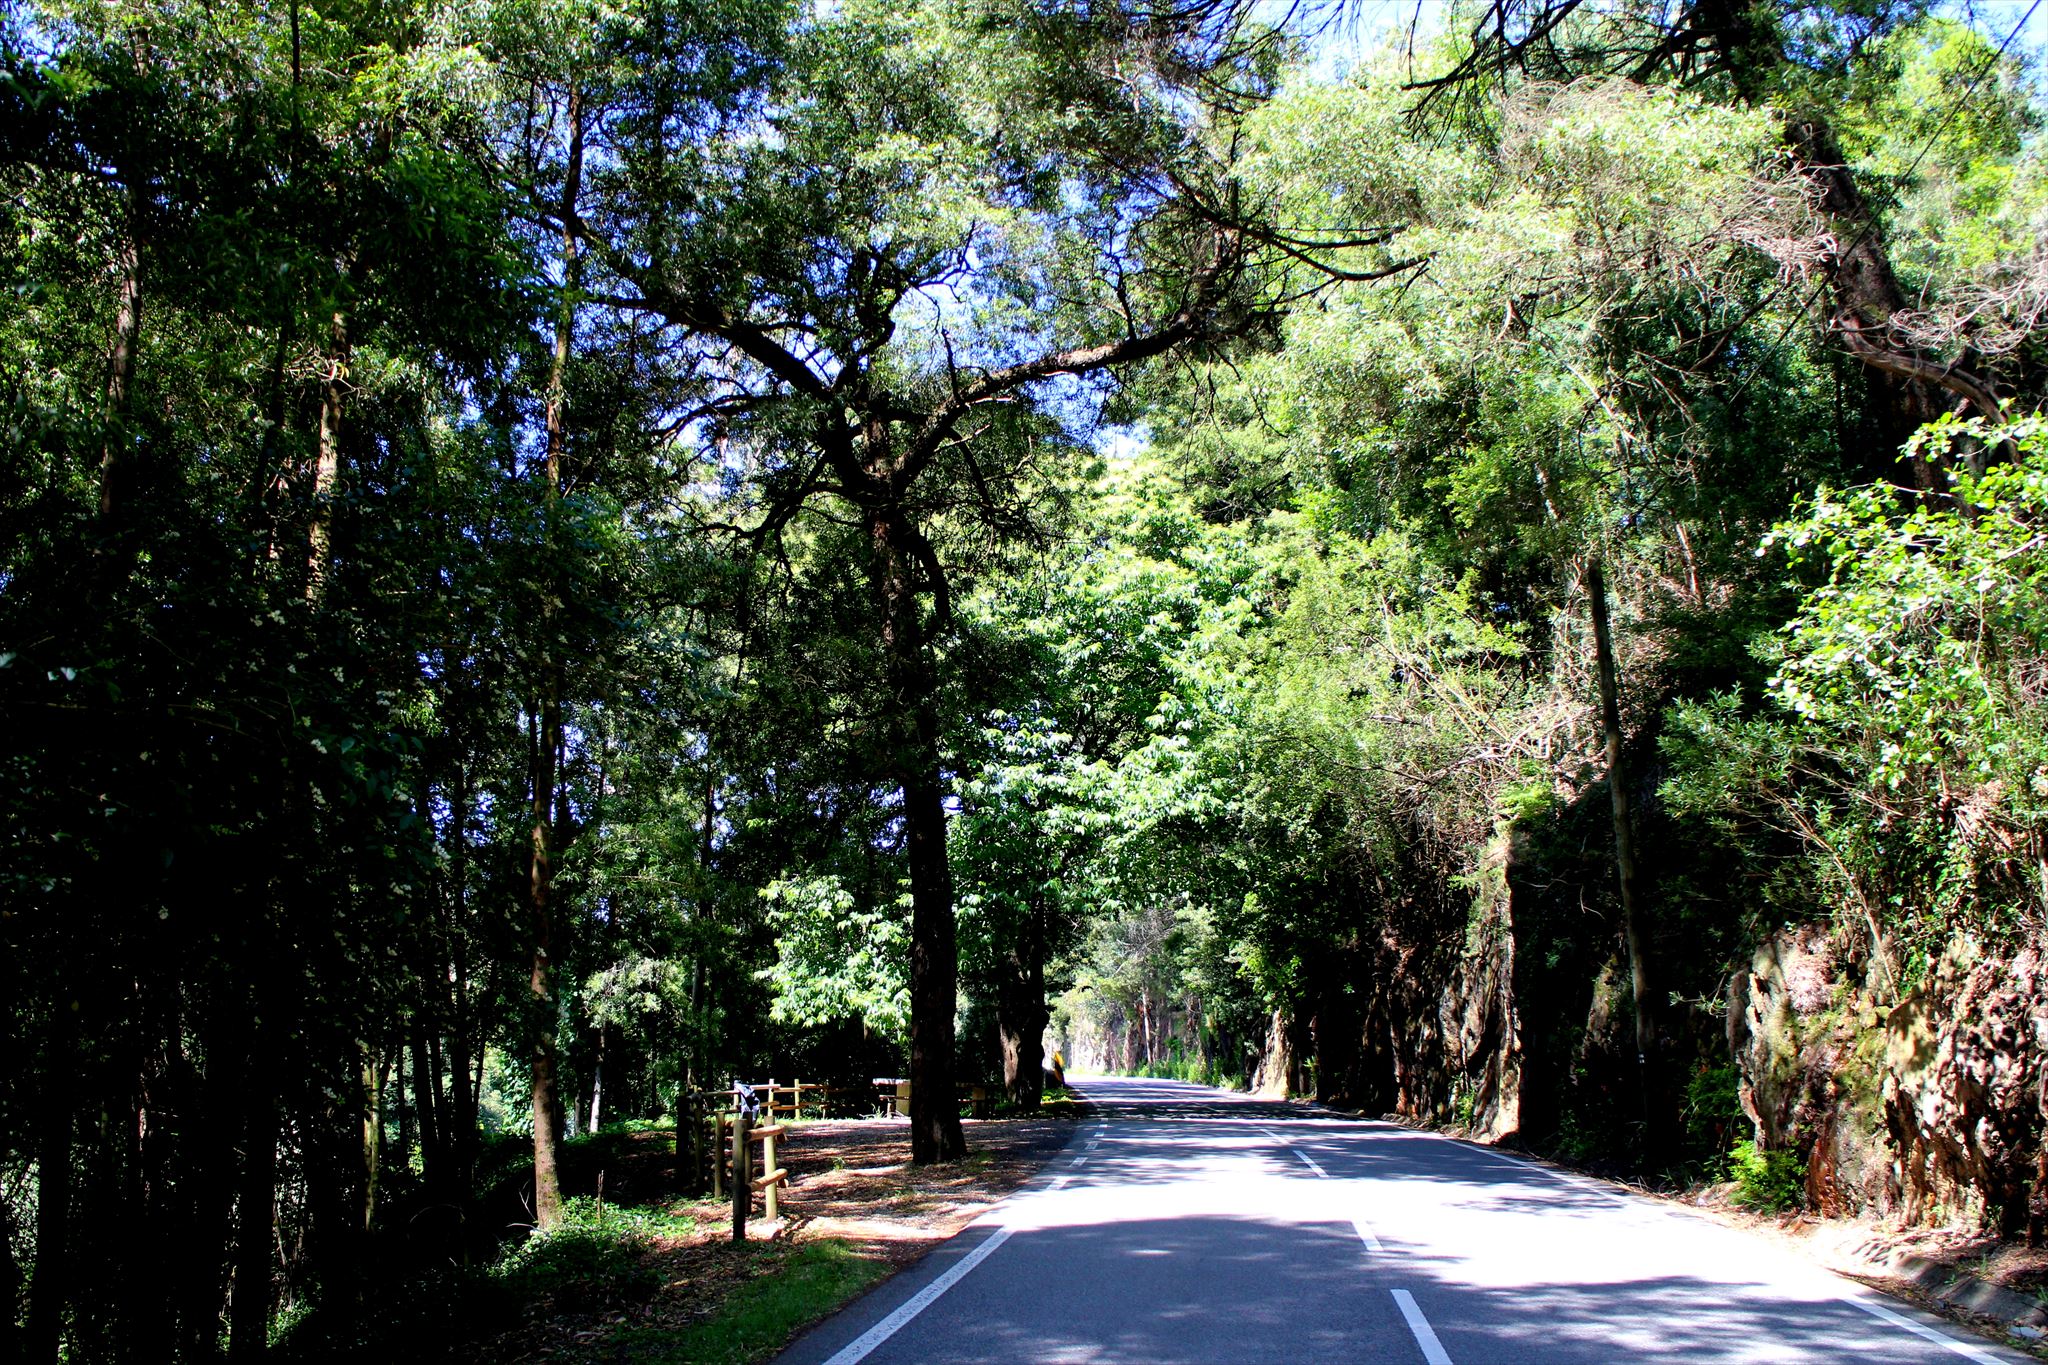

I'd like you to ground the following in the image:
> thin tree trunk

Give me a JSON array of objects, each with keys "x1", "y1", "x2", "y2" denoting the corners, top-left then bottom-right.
[
  {"x1": 25, "y1": 1006, "x2": 75, "y2": 1364},
  {"x1": 1585, "y1": 558, "x2": 1657, "y2": 1156},
  {"x1": 226, "y1": 1067, "x2": 276, "y2": 1364},
  {"x1": 528, "y1": 82, "x2": 585, "y2": 1232},
  {"x1": 305, "y1": 308, "x2": 350, "y2": 600},
  {"x1": 447, "y1": 766, "x2": 477, "y2": 1197},
  {"x1": 361, "y1": 1048, "x2": 383, "y2": 1234},
  {"x1": 589, "y1": 1023, "x2": 606, "y2": 1135},
  {"x1": 528, "y1": 689, "x2": 566, "y2": 1231},
  {"x1": 97, "y1": 220, "x2": 144, "y2": 525},
  {"x1": 411, "y1": 1029, "x2": 442, "y2": 1183}
]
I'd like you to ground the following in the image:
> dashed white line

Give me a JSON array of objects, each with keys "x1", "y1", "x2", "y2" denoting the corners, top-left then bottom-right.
[
  {"x1": 1392, "y1": 1289, "x2": 1453, "y2": 1365},
  {"x1": 1292, "y1": 1148, "x2": 1329, "y2": 1179},
  {"x1": 1351, "y1": 1215, "x2": 1385, "y2": 1253},
  {"x1": 1846, "y1": 1294, "x2": 2011, "y2": 1364},
  {"x1": 821, "y1": 1226, "x2": 1016, "y2": 1365}
]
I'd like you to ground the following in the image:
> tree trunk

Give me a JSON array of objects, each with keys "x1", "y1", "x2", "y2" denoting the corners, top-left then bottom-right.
[
  {"x1": 361, "y1": 1049, "x2": 383, "y2": 1234},
  {"x1": 1782, "y1": 115, "x2": 2003, "y2": 485},
  {"x1": 445, "y1": 767, "x2": 478, "y2": 1199},
  {"x1": 871, "y1": 509, "x2": 966, "y2": 1163},
  {"x1": 528, "y1": 82, "x2": 585, "y2": 1233},
  {"x1": 528, "y1": 690, "x2": 566, "y2": 1231},
  {"x1": 97, "y1": 218, "x2": 144, "y2": 525},
  {"x1": 1253, "y1": 1007, "x2": 1292, "y2": 1098},
  {"x1": 995, "y1": 920, "x2": 1047, "y2": 1110},
  {"x1": 589, "y1": 1023, "x2": 607, "y2": 1135},
  {"x1": 226, "y1": 1068, "x2": 276, "y2": 1364},
  {"x1": 411, "y1": 1028, "x2": 442, "y2": 1184},
  {"x1": 1585, "y1": 558, "x2": 1658, "y2": 1159},
  {"x1": 25, "y1": 1006, "x2": 75, "y2": 1364},
  {"x1": 304, "y1": 308, "x2": 350, "y2": 600}
]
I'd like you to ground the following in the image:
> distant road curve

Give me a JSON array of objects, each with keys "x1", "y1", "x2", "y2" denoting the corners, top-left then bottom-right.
[{"x1": 777, "y1": 1076, "x2": 2022, "y2": 1364}]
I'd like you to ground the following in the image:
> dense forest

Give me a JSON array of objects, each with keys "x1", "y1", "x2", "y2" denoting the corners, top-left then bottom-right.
[{"x1": 4, "y1": 0, "x2": 2047, "y2": 1356}]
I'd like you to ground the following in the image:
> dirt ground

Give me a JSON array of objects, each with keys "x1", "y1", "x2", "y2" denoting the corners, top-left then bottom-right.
[{"x1": 470, "y1": 1111, "x2": 1082, "y2": 1363}]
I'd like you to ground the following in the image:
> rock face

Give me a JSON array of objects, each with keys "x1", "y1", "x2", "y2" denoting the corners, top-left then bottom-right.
[
  {"x1": 1886, "y1": 941, "x2": 2048, "y2": 1233},
  {"x1": 1727, "y1": 926, "x2": 1891, "y2": 1215},
  {"x1": 1438, "y1": 834, "x2": 1523, "y2": 1142},
  {"x1": 1724, "y1": 928, "x2": 2048, "y2": 1230}
]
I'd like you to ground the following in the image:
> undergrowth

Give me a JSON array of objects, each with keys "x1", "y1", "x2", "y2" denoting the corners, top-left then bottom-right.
[{"x1": 608, "y1": 1240, "x2": 886, "y2": 1364}]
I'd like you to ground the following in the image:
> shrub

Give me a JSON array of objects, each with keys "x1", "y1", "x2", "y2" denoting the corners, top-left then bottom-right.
[
  {"x1": 488, "y1": 1196, "x2": 694, "y2": 1311},
  {"x1": 1729, "y1": 1138, "x2": 1805, "y2": 1212}
]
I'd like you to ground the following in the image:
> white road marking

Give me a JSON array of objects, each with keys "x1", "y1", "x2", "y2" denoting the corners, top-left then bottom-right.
[
  {"x1": 1293, "y1": 1149, "x2": 1328, "y2": 1178},
  {"x1": 1392, "y1": 1288, "x2": 1453, "y2": 1365},
  {"x1": 1259, "y1": 1127, "x2": 1285, "y2": 1143},
  {"x1": 1351, "y1": 1215, "x2": 1385, "y2": 1252},
  {"x1": 1846, "y1": 1294, "x2": 2011, "y2": 1364},
  {"x1": 821, "y1": 1225, "x2": 1016, "y2": 1365},
  {"x1": 1072, "y1": 1156, "x2": 1088, "y2": 1168}
]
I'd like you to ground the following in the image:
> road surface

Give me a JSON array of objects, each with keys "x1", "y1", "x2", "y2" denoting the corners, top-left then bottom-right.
[{"x1": 777, "y1": 1077, "x2": 2026, "y2": 1364}]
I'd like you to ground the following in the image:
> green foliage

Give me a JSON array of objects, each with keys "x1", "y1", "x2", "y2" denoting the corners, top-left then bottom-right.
[
  {"x1": 1729, "y1": 1139, "x2": 1807, "y2": 1213},
  {"x1": 488, "y1": 1196, "x2": 695, "y2": 1311},
  {"x1": 608, "y1": 1240, "x2": 887, "y2": 1365},
  {"x1": 1667, "y1": 414, "x2": 2048, "y2": 964},
  {"x1": 759, "y1": 875, "x2": 911, "y2": 1042}
]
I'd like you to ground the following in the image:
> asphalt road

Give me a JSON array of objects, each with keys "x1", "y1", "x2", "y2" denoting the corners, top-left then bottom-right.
[{"x1": 776, "y1": 1077, "x2": 2027, "y2": 1364}]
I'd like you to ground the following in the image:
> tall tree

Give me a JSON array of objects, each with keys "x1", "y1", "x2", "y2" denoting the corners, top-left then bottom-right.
[{"x1": 566, "y1": 0, "x2": 1310, "y2": 1159}]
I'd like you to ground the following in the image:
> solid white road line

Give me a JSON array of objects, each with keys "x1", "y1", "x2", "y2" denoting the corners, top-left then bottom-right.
[
  {"x1": 1846, "y1": 1295, "x2": 2011, "y2": 1364},
  {"x1": 1349, "y1": 1125, "x2": 2011, "y2": 1365},
  {"x1": 1392, "y1": 1289, "x2": 1453, "y2": 1365},
  {"x1": 821, "y1": 1225, "x2": 1016, "y2": 1365}
]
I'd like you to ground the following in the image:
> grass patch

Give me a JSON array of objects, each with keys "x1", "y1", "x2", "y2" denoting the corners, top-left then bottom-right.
[
  {"x1": 488, "y1": 1195, "x2": 700, "y2": 1312},
  {"x1": 1038, "y1": 1089, "x2": 1086, "y2": 1118},
  {"x1": 612, "y1": 1240, "x2": 886, "y2": 1364}
]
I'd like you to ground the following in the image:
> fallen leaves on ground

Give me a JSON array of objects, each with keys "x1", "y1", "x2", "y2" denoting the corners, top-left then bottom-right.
[{"x1": 469, "y1": 1112, "x2": 1080, "y2": 1363}]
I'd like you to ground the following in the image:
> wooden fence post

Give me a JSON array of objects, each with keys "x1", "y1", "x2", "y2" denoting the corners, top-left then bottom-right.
[
  {"x1": 732, "y1": 1110, "x2": 752, "y2": 1243},
  {"x1": 712, "y1": 1109, "x2": 726, "y2": 1200}
]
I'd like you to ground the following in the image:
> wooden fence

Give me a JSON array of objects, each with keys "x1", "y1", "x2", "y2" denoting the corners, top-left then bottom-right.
[{"x1": 677, "y1": 1077, "x2": 1005, "y2": 1236}]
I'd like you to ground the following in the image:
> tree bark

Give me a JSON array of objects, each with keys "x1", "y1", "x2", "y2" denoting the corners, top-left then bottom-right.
[
  {"x1": 872, "y1": 508, "x2": 967, "y2": 1163},
  {"x1": 25, "y1": 1004, "x2": 75, "y2": 1364},
  {"x1": 1783, "y1": 115, "x2": 2003, "y2": 486},
  {"x1": 995, "y1": 915, "x2": 1047, "y2": 1110},
  {"x1": 226, "y1": 1066, "x2": 277, "y2": 1364},
  {"x1": 305, "y1": 308, "x2": 350, "y2": 600},
  {"x1": 361, "y1": 1048, "x2": 384, "y2": 1234},
  {"x1": 1585, "y1": 558, "x2": 1658, "y2": 1158},
  {"x1": 97, "y1": 219, "x2": 144, "y2": 525},
  {"x1": 528, "y1": 689, "x2": 566, "y2": 1231},
  {"x1": 528, "y1": 81, "x2": 585, "y2": 1232}
]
